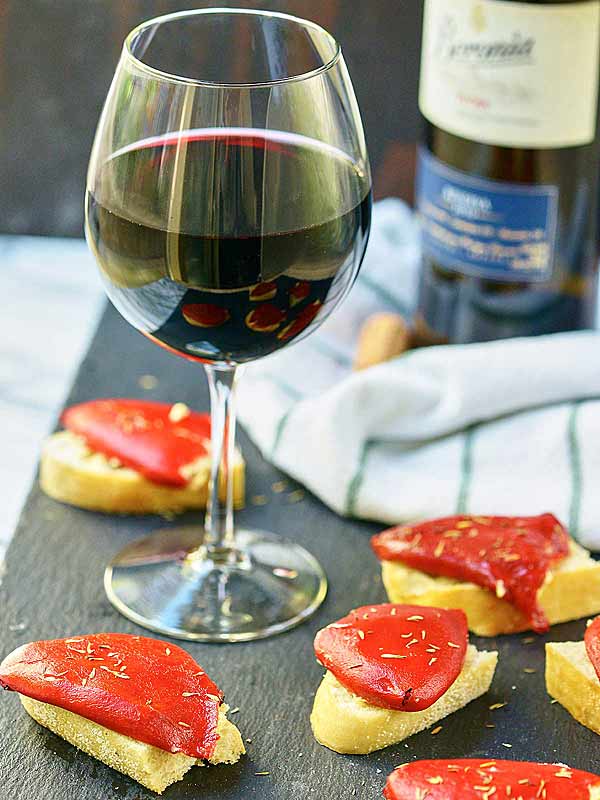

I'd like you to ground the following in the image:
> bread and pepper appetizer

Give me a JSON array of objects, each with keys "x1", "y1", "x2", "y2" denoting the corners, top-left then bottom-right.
[
  {"x1": 372, "y1": 513, "x2": 600, "y2": 636},
  {"x1": 34, "y1": 394, "x2": 600, "y2": 780},
  {"x1": 0, "y1": 633, "x2": 244, "y2": 794},
  {"x1": 546, "y1": 615, "x2": 600, "y2": 738},
  {"x1": 310, "y1": 603, "x2": 497, "y2": 754},
  {"x1": 40, "y1": 399, "x2": 244, "y2": 514}
]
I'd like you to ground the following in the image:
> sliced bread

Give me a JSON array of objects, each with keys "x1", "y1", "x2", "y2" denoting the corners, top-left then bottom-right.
[
  {"x1": 311, "y1": 644, "x2": 497, "y2": 754},
  {"x1": 40, "y1": 430, "x2": 245, "y2": 514}
]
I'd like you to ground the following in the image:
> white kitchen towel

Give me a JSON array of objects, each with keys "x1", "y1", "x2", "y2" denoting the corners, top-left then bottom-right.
[{"x1": 237, "y1": 198, "x2": 600, "y2": 549}]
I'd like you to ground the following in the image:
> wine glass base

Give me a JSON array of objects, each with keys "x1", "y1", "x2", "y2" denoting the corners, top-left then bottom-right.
[{"x1": 104, "y1": 527, "x2": 327, "y2": 642}]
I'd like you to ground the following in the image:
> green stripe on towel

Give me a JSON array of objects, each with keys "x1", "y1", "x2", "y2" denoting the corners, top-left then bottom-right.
[
  {"x1": 310, "y1": 339, "x2": 353, "y2": 367},
  {"x1": 269, "y1": 377, "x2": 304, "y2": 401},
  {"x1": 357, "y1": 273, "x2": 411, "y2": 317},
  {"x1": 271, "y1": 407, "x2": 294, "y2": 459},
  {"x1": 346, "y1": 440, "x2": 375, "y2": 517},
  {"x1": 456, "y1": 425, "x2": 476, "y2": 515}
]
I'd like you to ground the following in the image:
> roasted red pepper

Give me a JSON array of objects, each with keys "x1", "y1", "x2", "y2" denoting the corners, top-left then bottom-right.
[
  {"x1": 314, "y1": 604, "x2": 468, "y2": 711},
  {"x1": 383, "y1": 759, "x2": 598, "y2": 799},
  {"x1": 371, "y1": 514, "x2": 570, "y2": 633},
  {"x1": 249, "y1": 281, "x2": 277, "y2": 301},
  {"x1": 62, "y1": 399, "x2": 210, "y2": 487},
  {"x1": 245, "y1": 303, "x2": 286, "y2": 332},
  {"x1": 0, "y1": 634, "x2": 223, "y2": 759},
  {"x1": 289, "y1": 280, "x2": 310, "y2": 307},
  {"x1": 182, "y1": 303, "x2": 230, "y2": 327},
  {"x1": 277, "y1": 299, "x2": 322, "y2": 341},
  {"x1": 585, "y1": 616, "x2": 600, "y2": 680}
]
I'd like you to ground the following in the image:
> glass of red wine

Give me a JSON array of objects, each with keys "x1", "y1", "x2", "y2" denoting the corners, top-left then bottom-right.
[{"x1": 85, "y1": 9, "x2": 371, "y2": 641}]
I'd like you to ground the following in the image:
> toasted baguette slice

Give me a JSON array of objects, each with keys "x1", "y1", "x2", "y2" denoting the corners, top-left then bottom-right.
[
  {"x1": 310, "y1": 644, "x2": 497, "y2": 754},
  {"x1": 381, "y1": 542, "x2": 600, "y2": 636},
  {"x1": 20, "y1": 695, "x2": 244, "y2": 794},
  {"x1": 40, "y1": 430, "x2": 245, "y2": 514},
  {"x1": 545, "y1": 640, "x2": 600, "y2": 736}
]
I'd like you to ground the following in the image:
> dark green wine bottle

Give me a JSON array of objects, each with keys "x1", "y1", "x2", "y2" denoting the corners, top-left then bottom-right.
[{"x1": 415, "y1": 0, "x2": 600, "y2": 344}]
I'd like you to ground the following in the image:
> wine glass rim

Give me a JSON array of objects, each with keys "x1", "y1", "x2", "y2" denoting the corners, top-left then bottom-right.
[{"x1": 123, "y1": 7, "x2": 342, "y2": 88}]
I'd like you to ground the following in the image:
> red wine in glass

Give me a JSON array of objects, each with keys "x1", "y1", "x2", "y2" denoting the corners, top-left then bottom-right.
[{"x1": 87, "y1": 129, "x2": 371, "y2": 364}]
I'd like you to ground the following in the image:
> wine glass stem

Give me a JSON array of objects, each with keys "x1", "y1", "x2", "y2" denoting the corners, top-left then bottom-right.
[{"x1": 203, "y1": 364, "x2": 238, "y2": 555}]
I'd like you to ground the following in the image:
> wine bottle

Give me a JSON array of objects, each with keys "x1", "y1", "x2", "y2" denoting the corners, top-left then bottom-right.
[{"x1": 415, "y1": 0, "x2": 600, "y2": 344}]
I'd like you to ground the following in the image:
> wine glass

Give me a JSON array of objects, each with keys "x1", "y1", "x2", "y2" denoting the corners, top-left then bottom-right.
[{"x1": 85, "y1": 8, "x2": 372, "y2": 641}]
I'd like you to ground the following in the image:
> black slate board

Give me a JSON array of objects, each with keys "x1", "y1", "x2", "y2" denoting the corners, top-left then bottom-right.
[{"x1": 1, "y1": 303, "x2": 600, "y2": 800}]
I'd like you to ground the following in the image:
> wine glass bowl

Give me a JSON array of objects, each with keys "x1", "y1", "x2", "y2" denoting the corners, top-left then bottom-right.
[
  {"x1": 85, "y1": 8, "x2": 371, "y2": 641},
  {"x1": 86, "y1": 126, "x2": 370, "y2": 363}
]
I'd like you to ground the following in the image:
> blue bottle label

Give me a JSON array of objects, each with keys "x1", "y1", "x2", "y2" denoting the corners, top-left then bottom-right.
[{"x1": 416, "y1": 148, "x2": 559, "y2": 281}]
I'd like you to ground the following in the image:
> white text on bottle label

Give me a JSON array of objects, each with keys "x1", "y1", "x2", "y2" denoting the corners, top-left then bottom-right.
[{"x1": 417, "y1": 148, "x2": 559, "y2": 280}]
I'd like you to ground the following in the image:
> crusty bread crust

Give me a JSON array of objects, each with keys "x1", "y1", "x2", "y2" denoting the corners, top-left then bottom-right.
[
  {"x1": 20, "y1": 695, "x2": 244, "y2": 794},
  {"x1": 380, "y1": 542, "x2": 600, "y2": 636},
  {"x1": 545, "y1": 641, "x2": 600, "y2": 737},
  {"x1": 40, "y1": 431, "x2": 245, "y2": 514},
  {"x1": 310, "y1": 644, "x2": 497, "y2": 754}
]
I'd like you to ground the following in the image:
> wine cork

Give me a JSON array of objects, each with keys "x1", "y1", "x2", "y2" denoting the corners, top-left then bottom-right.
[
  {"x1": 353, "y1": 312, "x2": 412, "y2": 371},
  {"x1": 411, "y1": 313, "x2": 448, "y2": 348}
]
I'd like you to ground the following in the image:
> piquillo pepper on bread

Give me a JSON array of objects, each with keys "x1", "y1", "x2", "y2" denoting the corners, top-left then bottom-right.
[
  {"x1": 249, "y1": 281, "x2": 277, "y2": 302},
  {"x1": 0, "y1": 634, "x2": 244, "y2": 794},
  {"x1": 310, "y1": 604, "x2": 497, "y2": 754},
  {"x1": 245, "y1": 303, "x2": 286, "y2": 332},
  {"x1": 288, "y1": 280, "x2": 310, "y2": 307},
  {"x1": 182, "y1": 302, "x2": 230, "y2": 327},
  {"x1": 39, "y1": 399, "x2": 245, "y2": 514},
  {"x1": 372, "y1": 514, "x2": 600, "y2": 636},
  {"x1": 546, "y1": 615, "x2": 600, "y2": 737}
]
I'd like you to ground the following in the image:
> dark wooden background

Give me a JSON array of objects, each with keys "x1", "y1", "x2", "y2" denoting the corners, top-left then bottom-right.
[{"x1": 0, "y1": 0, "x2": 422, "y2": 237}]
